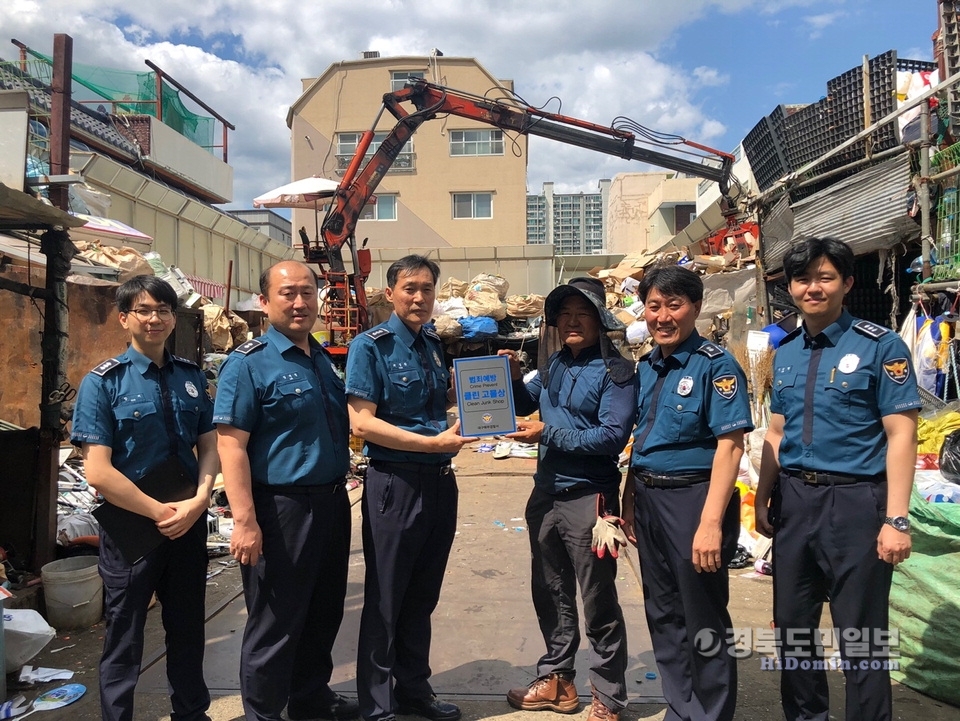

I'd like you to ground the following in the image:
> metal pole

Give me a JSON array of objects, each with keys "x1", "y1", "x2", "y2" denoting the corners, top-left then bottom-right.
[
  {"x1": 921, "y1": 100, "x2": 933, "y2": 280},
  {"x1": 225, "y1": 259, "x2": 233, "y2": 313},
  {"x1": 34, "y1": 33, "x2": 74, "y2": 570}
]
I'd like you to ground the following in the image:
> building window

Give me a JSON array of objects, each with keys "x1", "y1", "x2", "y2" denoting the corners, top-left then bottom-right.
[
  {"x1": 453, "y1": 193, "x2": 493, "y2": 219},
  {"x1": 336, "y1": 132, "x2": 414, "y2": 173},
  {"x1": 360, "y1": 194, "x2": 397, "y2": 221},
  {"x1": 449, "y1": 129, "x2": 504, "y2": 156},
  {"x1": 391, "y1": 70, "x2": 424, "y2": 92}
]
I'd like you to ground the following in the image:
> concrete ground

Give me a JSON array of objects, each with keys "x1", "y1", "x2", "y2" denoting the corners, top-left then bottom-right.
[{"x1": 10, "y1": 448, "x2": 959, "y2": 720}]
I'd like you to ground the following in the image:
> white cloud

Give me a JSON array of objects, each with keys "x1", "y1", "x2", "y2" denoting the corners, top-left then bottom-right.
[
  {"x1": 693, "y1": 66, "x2": 729, "y2": 87},
  {"x1": 0, "y1": 0, "x2": 864, "y2": 204},
  {"x1": 803, "y1": 11, "x2": 846, "y2": 39}
]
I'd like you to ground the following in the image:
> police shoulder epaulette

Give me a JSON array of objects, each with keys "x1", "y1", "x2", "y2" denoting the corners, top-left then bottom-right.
[
  {"x1": 853, "y1": 320, "x2": 890, "y2": 340},
  {"x1": 90, "y1": 358, "x2": 121, "y2": 376},
  {"x1": 171, "y1": 354, "x2": 199, "y2": 367},
  {"x1": 423, "y1": 326, "x2": 441, "y2": 341},
  {"x1": 697, "y1": 342, "x2": 724, "y2": 359},
  {"x1": 366, "y1": 327, "x2": 392, "y2": 340},
  {"x1": 234, "y1": 338, "x2": 265, "y2": 355}
]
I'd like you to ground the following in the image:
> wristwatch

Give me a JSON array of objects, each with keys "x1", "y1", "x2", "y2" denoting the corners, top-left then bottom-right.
[{"x1": 884, "y1": 516, "x2": 910, "y2": 533}]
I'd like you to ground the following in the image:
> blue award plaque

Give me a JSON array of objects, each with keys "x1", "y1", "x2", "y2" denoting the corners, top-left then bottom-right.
[{"x1": 453, "y1": 355, "x2": 517, "y2": 438}]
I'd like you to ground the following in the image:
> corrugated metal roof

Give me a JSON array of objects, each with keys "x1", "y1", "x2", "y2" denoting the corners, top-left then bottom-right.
[{"x1": 762, "y1": 156, "x2": 918, "y2": 272}]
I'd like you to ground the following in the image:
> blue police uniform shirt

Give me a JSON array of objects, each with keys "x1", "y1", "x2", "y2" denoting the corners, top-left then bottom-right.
[
  {"x1": 345, "y1": 313, "x2": 452, "y2": 464},
  {"x1": 71, "y1": 347, "x2": 213, "y2": 483},
  {"x1": 513, "y1": 343, "x2": 637, "y2": 494},
  {"x1": 771, "y1": 309, "x2": 922, "y2": 477},
  {"x1": 632, "y1": 331, "x2": 753, "y2": 474},
  {"x1": 212, "y1": 325, "x2": 349, "y2": 485}
]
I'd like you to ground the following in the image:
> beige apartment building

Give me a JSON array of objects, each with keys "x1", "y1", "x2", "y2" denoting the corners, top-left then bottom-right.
[
  {"x1": 287, "y1": 54, "x2": 529, "y2": 252},
  {"x1": 606, "y1": 172, "x2": 699, "y2": 255}
]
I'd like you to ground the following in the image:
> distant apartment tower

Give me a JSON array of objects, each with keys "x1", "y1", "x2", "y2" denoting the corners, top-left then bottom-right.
[
  {"x1": 527, "y1": 180, "x2": 610, "y2": 255},
  {"x1": 230, "y1": 209, "x2": 293, "y2": 247},
  {"x1": 287, "y1": 53, "x2": 527, "y2": 250}
]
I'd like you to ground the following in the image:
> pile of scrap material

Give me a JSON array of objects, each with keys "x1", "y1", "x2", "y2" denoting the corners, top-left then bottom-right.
[{"x1": 370, "y1": 273, "x2": 544, "y2": 353}]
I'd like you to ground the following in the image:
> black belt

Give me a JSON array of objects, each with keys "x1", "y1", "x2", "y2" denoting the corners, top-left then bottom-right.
[
  {"x1": 634, "y1": 471, "x2": 710, "y2": 488},
  {"x1": 782, "y1": 469, "x2": 885, "y2": 486},
  {"x1": 254, "y1": 479, "x2": 347, "y2": 494},
  {"x1": 371, "y1": 460, "x2": 453, "y2": 477}
]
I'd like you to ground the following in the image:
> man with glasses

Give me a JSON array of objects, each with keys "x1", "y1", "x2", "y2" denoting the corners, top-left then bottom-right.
[
  {"x1": 623, "y1": 266, "x2": 751, "y2": 721},
  {"x1": 72, "y1": 275, "x2": 218, "y2": 721},
  {"x1": 215, "y1": 261, "x2": 355, "y2": 721},
  {"x1": 501, "y1": 277, "x2": 636, "y2": 721}
]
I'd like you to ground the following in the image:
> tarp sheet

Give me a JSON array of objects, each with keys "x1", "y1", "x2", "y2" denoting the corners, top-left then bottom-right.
[{"x1": 889, "y1": 488, "x2": 960, "y2": 705}]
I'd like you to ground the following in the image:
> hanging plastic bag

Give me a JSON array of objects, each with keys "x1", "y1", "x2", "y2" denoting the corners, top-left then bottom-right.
[{"x1": 938, "y1": 429, "x2": 960, "y2": 484}]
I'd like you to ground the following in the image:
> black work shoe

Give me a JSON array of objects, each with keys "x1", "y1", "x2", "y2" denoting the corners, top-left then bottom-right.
[
  {"x1": 396, "y1": 695, "x2": 461, "y2": 721},
  {"x1": 291, "y1": 694, "x2": 361, "y2": 721}
]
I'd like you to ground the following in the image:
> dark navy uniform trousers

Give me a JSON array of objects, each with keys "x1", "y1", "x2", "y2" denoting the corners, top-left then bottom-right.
[
  {"x1": 633, "y1": 481, "x2": 740, "y2": 721},
  {"x1": 772, "y1": 473, "x2": 894, "y2": 721},
  {"x1": 99, "y1": 515, "x2": 209, "y2": 721},
  {"x1": 357, "y1": 461, "x2": 458, "y2": 721},
  {"x1": 240, "y1": 483, "x2": 351, "y2": 721}
]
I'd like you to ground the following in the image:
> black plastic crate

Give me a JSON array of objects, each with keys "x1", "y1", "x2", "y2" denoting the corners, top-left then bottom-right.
[
  {"x1": 743, "y1": 114, "x2": 790, "y2": 191},
  {"x1": 782, "y1": 99, "x2": 834, "y2": 171}
]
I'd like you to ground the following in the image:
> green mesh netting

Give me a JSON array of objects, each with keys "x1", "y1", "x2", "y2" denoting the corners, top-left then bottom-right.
[
  {"x1": 26, "y1": 47, "x2": 215, "y2": 152},
  {"x1": 888, "y1": 487, "x2": 960, "y2": 706}
]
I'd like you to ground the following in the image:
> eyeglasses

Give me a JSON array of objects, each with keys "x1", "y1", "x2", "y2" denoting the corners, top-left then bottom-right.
[{"x1": 127, "y1": 308, "x2": 174, "y2": 321}]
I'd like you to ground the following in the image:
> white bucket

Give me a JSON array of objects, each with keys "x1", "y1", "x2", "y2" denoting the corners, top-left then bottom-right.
[{"x1": 41, "y1": 557, "x2": 103, "y2": 630}]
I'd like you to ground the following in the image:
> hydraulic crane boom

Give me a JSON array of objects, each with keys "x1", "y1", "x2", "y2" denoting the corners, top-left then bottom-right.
[{"x1": 308, "y1": 79, "x2": 737, "y2": 343}]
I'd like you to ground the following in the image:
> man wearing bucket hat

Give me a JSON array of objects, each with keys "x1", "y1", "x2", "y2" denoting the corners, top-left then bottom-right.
[
  {"x1": 623, "y1": 265, "x2": 752, "y2": 721},
  {"x1": 71, "y1": 275, "x2": 218, "y2": 721},
  {"x1": 501, "y1": 277, "x2": 636, "y2": 721}
]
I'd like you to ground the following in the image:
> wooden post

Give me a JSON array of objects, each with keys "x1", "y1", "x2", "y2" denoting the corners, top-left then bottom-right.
[{"x1": 225, "y1": 259, "x2": 233, "y2": 312}]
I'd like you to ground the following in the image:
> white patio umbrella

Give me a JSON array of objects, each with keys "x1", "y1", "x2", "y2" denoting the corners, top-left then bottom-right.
[
  {"x1": 254, "y1": 176, "x2": 342, "y2": 250},
  {"x1": 252, "y1": 176, "x2": 340, "y2": 209}
]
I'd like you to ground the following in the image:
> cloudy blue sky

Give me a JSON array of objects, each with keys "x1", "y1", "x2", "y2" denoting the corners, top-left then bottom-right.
[{"x1": 1, "y1": 0, "x2": 938, "y2": 211}]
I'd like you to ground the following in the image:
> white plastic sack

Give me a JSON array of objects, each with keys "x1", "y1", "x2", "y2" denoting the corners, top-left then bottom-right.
[
  {"x1": 439, "y1": 297, "x2": 468, "y2": 320},
  {"x1": 625, "y1": 320, "x2": 649, "y2": 345},
  {"x1": 4, "y1": 608, "x2": 56, "y2": 671}
]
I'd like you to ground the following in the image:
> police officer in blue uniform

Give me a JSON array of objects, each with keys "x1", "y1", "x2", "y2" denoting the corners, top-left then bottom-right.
[
  {"x1": 346, "y1": 255, "x2": 470, "y2": 721},
  {"x1": 71, "y1": 275, "x2": 218, "y2": 721},
  {"x1": 755, "y1": 238, "x2": 919, "y2": 721},
  {"x1": 215, "y1": 261, "x2": 356, "y2": 721},
  {"x1": 623, "y1": 266, "x2": 752, "y2": 721},
  {"x1": 500, "y1": 277, "x2": 636, "y2": 721}
]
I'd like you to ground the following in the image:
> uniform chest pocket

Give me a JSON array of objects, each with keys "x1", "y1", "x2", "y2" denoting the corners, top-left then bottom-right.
[
  {"x1": 663, "y1": 396, "x2": 702, "y2": 442},
  {"x1": 773, "y1": 371, "x2": 799, "y2": 406},
  {"x1": 825, "y1": 371, "x2": 874, "y2": 418},
  {"x1": 277, "y1": 377, "x2": 315, "y2": 410},
  {"x1": 114, "y1": 401, "x2": 159, "y2": 442},
  {"x1": 388, "y1": 369, "x2": 424, "y2": 404}
]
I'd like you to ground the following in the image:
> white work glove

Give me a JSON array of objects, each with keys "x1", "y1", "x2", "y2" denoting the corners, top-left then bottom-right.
[{"x1": 590, "y1": 494, "x2": 627, "y2": 559}]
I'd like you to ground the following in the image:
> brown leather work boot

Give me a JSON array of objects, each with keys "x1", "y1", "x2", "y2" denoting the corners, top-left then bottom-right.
[
  {"x1": 586, "y1": 694, "x2": 619, "y2": 721},
  {"x1": 506, "y1": 673, "x2": 580, "y2": 713}
]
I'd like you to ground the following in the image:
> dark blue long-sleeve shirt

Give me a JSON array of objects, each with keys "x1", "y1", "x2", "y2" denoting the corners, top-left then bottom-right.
[{"x1": 513, "y1": 344, "x2": 637, "y2": 494}]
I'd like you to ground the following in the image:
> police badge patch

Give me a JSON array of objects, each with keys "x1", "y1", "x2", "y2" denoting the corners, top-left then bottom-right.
[
  {"x1": 677, "y1": 376, "x2": 694, "y2": 396},
  {"x1": 882, "y1": 358, "x2": 910, "y2": 385},
  {"x1": 184, "y1": 381, "x2": 199, "y2": 398},
  {"x1": 713, "y1": 375, "x2": 738, "y2": 399}
]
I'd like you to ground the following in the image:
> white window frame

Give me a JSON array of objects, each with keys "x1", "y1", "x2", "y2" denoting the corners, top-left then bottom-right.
[
  {"x1": 452, "y1": 192, "x2": 493, "y2": 219},
  {"x1": 360, "y1": 194, "x2": 397, "y2": 221},
  {"x1": 391, "y1": 70, "x2": 425, "y2": 92},
  {"x1": 449, "y1": 129, "x2": 504, "y2": 156}
]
